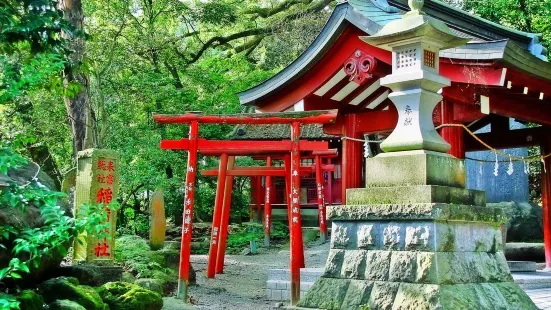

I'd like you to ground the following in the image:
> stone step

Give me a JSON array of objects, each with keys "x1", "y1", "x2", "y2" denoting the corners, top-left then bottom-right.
[
  {"x1": 513, "y1": 271, "x2": 551, "y2": 290},
  {"x1": 266, "y1": 268, "x2": 323, "y2": 301},
  {"x1": 508, "y1": 261, "x2": 537, "y2": 272}
]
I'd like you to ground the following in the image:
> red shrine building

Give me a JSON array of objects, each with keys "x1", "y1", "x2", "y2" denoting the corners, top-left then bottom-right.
[{"x1": 235, "y1": 0, "x2": 551, "y2": 265}]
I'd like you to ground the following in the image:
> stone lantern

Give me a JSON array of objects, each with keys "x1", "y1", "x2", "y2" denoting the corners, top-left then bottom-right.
[
  {"x1": 362, "y1": 0, "x2": 467, "y2": 153},
  {"x1": 297, "y1": 1, "x2": 538, "y2": 309}
]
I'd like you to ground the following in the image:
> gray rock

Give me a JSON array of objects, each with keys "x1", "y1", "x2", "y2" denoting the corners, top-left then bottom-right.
[
  {"x1": 489, "y1": 201, "x2": 543, "y2": 242},
  {"x1": 505, "y1": 243, "x2": 544, "y2": 261}
]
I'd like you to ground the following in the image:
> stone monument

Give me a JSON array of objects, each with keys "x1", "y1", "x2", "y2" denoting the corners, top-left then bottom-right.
[
  {"x1": 298, "y1": 1, "x2": 538, "y2": 309},
  {"x1": 73, "y1": 149, "x2": 120, "y2": 265}
]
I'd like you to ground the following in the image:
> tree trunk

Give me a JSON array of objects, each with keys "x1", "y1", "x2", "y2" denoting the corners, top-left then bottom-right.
[{"x1": 60, "y1": 0, "x2": 97, "y2": 158}]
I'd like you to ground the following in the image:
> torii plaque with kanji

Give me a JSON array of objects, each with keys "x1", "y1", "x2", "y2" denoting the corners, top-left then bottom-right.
[{"x1": 73, "y1": 149, "x2": 120, "y2": 264}]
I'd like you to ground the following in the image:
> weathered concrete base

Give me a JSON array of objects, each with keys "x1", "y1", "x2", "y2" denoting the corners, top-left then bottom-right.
[
  {"x1": 299, "y1": 151, "x2": 536, "y2": 309},
  {"x1": 298, "y1": 278, "x2": 537, "y2": 310},
  {"x1": 366, "y1": 150, "x2": 465, "y2": 188}
]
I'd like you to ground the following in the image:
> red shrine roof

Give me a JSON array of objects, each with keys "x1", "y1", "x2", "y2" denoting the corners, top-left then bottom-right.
[{"x1": 237, "y1": 0, "x2": 551, "y2": 116}]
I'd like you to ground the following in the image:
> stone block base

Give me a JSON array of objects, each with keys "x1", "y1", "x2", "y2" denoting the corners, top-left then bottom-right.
[
  {"x1": 298, "y1": 278, "x2": 538, "y2": 310},
  {"x1": 365, "y1": 150, "x2": 465, "y2": 188},
  {"x1": 347, "y1": 185, "x2": 485, "y2": 206}
]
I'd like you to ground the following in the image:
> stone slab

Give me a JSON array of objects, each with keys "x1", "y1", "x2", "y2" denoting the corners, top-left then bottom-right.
[
  {"x1": 366, "y1": 150, "x2": 466, "y2": 188},
  {"x1": 327, "y1": 203, "x2": 504, "y2": 223},
  {"x1": 346, "y1": 185, "x2": 486, "y2": 206},
  {"x1": 298, "y1": 278, "x2": 538, "y2": 310},
  {"x1": 330, "y1": 220, "x2": 502, "y2": 252},
  {"x1": 513, "y1": 271, "x2": 551, "y2": 290},
  {"x1": 508, "y1": 261, "x2": 537, "y2": 272},
  {"x1": 322, "y1": 248, "x2": 512, "y2": 284}
]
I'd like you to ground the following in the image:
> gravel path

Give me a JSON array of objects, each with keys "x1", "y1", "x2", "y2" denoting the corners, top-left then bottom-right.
[{"x1": 163, "y1": 241, "x2": 330, "y2": 310}]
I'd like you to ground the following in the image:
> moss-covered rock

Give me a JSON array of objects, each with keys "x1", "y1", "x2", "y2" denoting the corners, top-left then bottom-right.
[
  {"x1": 115, "y1": 235, "x2": 166, "y2": 278},
  {"x1": 38, "y1": 277, "x2": 105, "y2": 310},
  {"x1": 48, "y1": 265, "x2": 104, "y2": 286},
  {"x1": 134, "y1": 278, "x2": 163, "y2": 295},
  {"x1": 17, "y1": 290, "x2": 43, "y2": 310},
  {"x1": 121, "y1": 272, "x2": 136, "y2": 283},
  {"x1": 96, "y1": 282, "x2": 163, "y2": 310},
  {"x1": 48, "y1": 300, "x2": 86, "y2": 310}
]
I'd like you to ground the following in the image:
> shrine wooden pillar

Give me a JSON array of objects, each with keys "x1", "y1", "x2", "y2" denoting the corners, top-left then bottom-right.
[
  {"x1": 326, "y1": 158, "x2": 333, "y2": 205},
  {"x1": 284, "y1": 154, "x2": 292, "y2": 226},
  {"x1": 290, "y1": 122, "x2": 304, "y2": 305},
  {"x1": 342, "y1": 114, "x2": 363, "y2": 203},
  {"x1": 315, "y1": 155, "x2": 328, "y2": 243},
  {"x1": 177, "y1": 121, "x2": 198, "y2": 300},
  {"x1": 264, "y1": 157, "x2": 273, "y2": 248},
  {"x1": 255, "y1": 176, "x2": 263, "y2": 222},
  {"x1": 440, "y1": 101, "x2": 465, "y2": 159},
  {"x1": 207, "y1": 153, "x2": 228, "y2": 278},
  {"x1": 215, "y1": 156, "x2": 235, "y2": 274},
  {"x1": 542, "y1": 139, "x2": 551, "y2": 270}
]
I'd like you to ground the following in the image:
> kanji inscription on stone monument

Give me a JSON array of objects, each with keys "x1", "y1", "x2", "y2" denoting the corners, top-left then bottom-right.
[{"x1": 73, "y1": 149, "x2": 120, "y2": 264}]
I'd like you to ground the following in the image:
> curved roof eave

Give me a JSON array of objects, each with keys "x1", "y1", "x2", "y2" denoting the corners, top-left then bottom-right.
[
  {"x1": 238, "y1": 3, "x2": 382, "y2": 106},
  {"x1": 441, "y1": 40, "x2": 551, "y2": 83}
]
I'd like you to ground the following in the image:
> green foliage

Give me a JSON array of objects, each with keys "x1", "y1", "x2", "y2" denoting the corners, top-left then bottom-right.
[
  {"x1": 96, "y1": 281, "x2": 163, "y2": 310},
  {"x1": 0, "y1": 148, "x2": 118, "y2": 309},
  {"x1": 0, "y1": 293, "x2": 19, "y2": 310},
  {"x1": 446, "y1": 0, "x2": 551, "y2": 58},
  {"x1": 225, "y1": 221, "x2": 289, "y2": 254},
  {"x1": 114, "y1": 235, "x2": 173, "y2": 279}
]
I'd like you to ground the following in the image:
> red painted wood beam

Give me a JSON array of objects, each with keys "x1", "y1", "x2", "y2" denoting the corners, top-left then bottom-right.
[
  {"x1": 464, "y1": 127, "x2": 547, "y2": 151},
  {"x1": 541, "y1": 139, "x2": 551, "y2": 269},
  {"x1": 207, "y1": 153, "x2": 228, "y2": 278},
  {"x1": 341, "y1": 114, "x2": 363, "y2": 203},
  {"x1": 284, "y1": 155, "x2": 292, "y2": 228},
  {"x1": 161, "y1": 139, "x2": 330, "y2": 155},
  {"x1": 505, "y1": 68, "x2": 551, "y2": 96},
  {"x1": 440, "y1": 101, "x2": 465, "y2": 159},
  {"x1": 153, "y1": 110, "x2": 337, "y2": 125},
  {"x1": 177, "y1": 121, "x2": 199, "y2": 300},
  {"x1": 215, "y1": 156, "x2": 235, "y2": 274},
  {"x1": 255, "y1": 175, "x2": 263, "y2": 223},
  {"x1": 323, "y1": 106, "x2": 398, "y2": 136},
  {"x1": 200, "y1": 165, "x2": 335, "y2": 177},
  {"x1": 440, "y1": 61, "x2": 506, "y2": 86},
  {"x1": 443, "y1": 85, "x2": 551, "y2": 126},
  {"x1": 487, "y1": 94, "x2": 551, "y2": 126}
]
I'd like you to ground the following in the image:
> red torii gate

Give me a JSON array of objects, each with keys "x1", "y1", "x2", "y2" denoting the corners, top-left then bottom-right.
[
  {"x1": 153, "y1": 110, "x2": 338, "y2": 304},
  {"x1": 202, "y1": 150, "x2": 337, "y2": 247}
]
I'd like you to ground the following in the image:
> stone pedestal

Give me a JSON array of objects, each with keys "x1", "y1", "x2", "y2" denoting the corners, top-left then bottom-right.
[{"x1": 298, "y1": 154, "x2": 537, "y2": 309}]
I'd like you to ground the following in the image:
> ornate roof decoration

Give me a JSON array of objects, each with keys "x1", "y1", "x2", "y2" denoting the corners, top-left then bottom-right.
[{"x1": 369, "y1": 0, "x2": 399, "y2": 13}]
